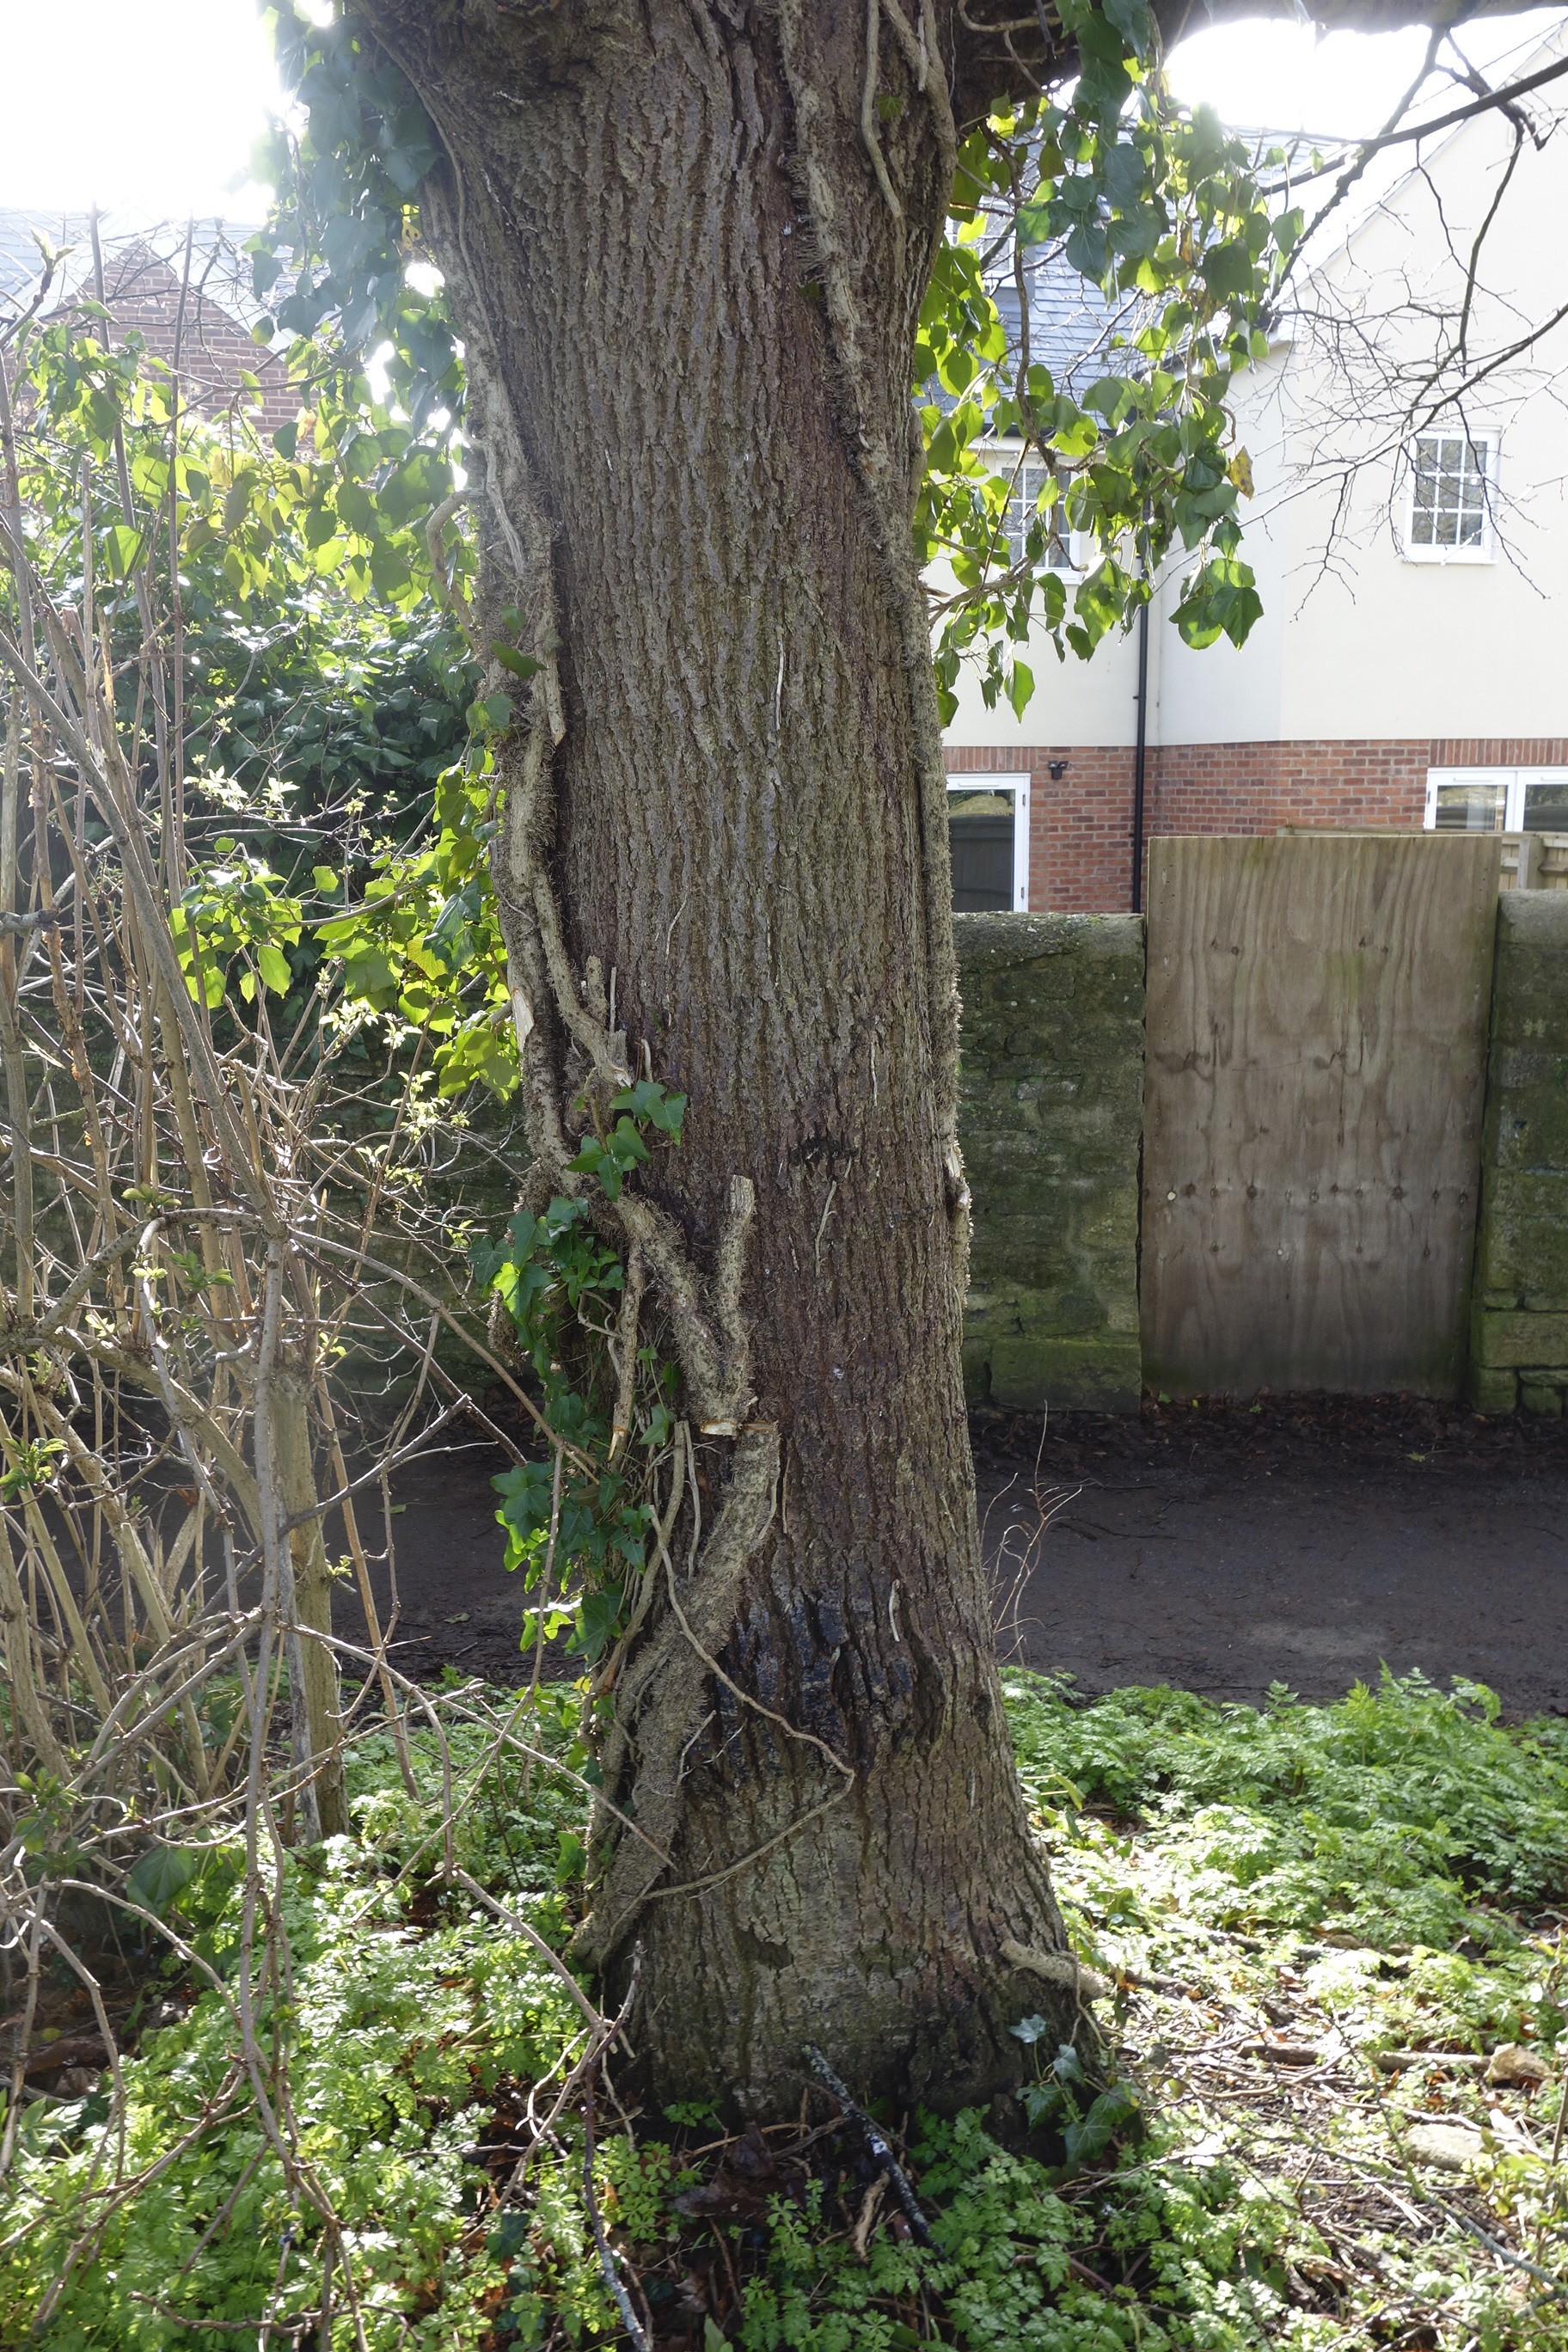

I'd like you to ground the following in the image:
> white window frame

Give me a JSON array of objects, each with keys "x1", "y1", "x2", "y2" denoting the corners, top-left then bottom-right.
[
  {"x1": 1403, "y1": 428, "x2": 1498, "y2": 564},
  {"x1": 946, "y1": 774, "x2": 1031, "y2": 911},
  {"x1": 989, "y1": 445, "x2": 1081, "y2": 575},
  {"x1": 1424, "y1": 766, "x2": 1568, "y2": 830}
]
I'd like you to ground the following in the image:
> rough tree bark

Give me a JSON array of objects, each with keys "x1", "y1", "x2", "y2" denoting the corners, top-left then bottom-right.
[
  {"x1": 351, "y1": 0, "x2": 1552, "y2": 2117},
  {"x1": 348, "y1": 0, "x2": 1084, "y2": 2118}
]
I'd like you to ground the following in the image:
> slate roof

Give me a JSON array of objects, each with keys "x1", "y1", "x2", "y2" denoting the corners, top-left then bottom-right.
[
  {"x1": 989, "y1": 246, "x2": 1149, "y2": 395},
  {"x1": 0, "y1": 209, "x2": 95, "y2": 302},
  {"x1": 0, "y1": 209, "x2": 265, "y2": 328}
]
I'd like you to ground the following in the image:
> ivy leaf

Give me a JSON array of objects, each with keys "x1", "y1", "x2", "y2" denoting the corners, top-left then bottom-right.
[
  {"x1": 1019, "y1": 2080, "x2": 1061, "y2": 2128},
  {"x1": 493, "y1": 644, "x2": 540, "y2": 681},
  {"x1": 1099, "y1": 0, "x2": 1152, "y2": 58},
  {"x1": 101, "y1": 522, "x2": 144, "y2": 578},
  {"x1": 1200, "y1": 242, "x2": 1255, "y2": 302},
  {"x1": 1063, "y1": 2084, "x2": 1138, "y2": 2171},
  {"x1": 1016, "y1": 194, "x2": 1055, "y2": 251},
  {"x1": 575, "y1": 1586, "x2": 624, "y2": 1663}
]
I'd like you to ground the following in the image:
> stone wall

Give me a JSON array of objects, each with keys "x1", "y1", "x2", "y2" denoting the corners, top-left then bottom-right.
[
  {"x1": 354, "y1": 891, "x2": 1568, "y2": 1425},
  {"x1": 955, "y1": 911, "x2": 1145, "y2": 1413},
  {"x1": 1468, "y1": 891, "x2": 1568, "y2": 1414}
]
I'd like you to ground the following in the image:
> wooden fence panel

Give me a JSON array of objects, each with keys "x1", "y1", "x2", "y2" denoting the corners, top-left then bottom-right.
[{"x1": 1141, "y1": 834, "x2": 1500, "y2": 1398}]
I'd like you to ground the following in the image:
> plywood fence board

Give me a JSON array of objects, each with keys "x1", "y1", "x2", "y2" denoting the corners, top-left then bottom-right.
[{"x1": 1141, "y1": 834, "x2": 1500, "y2": 1398}]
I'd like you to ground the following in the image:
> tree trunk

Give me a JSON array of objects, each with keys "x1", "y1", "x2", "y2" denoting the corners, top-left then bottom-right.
[{"x1": 359, "y1": 0, "x2": 1080, "y2": 2115}]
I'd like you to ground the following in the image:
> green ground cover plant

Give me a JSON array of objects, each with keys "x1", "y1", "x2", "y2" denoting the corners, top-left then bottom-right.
[{"x1": 3, "y1": 1671, "x2": 1566, "y2": 2349}]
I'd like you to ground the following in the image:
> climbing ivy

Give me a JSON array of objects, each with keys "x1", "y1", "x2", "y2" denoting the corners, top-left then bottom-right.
[
  {"x1": 473, "y1": 1085, "x2": 688, "y2": 1675},
  {"x1": 917, "y1": 0, "x2": 1302, "y2": 718}
]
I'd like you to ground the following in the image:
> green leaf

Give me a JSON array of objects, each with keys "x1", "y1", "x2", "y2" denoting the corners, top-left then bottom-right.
[
  {"x1": 1099, "y1": 0, "x2": 1152, "y2": 58},
  {"x1": 1063, "y1": 2083, "x2": 1138, "y2": 2170},
  {"x1": 1200, "y1": 242, "x2": 1255, "y2": 303},
  {"x1": 101, "y1": 522, "x2": 144, "y2": 579},
  {"x1": 493, "y1": 644, "x2": 540, "y2": 681},
  {"x1": 126, "y1": 1843, "x2": 202, "y2": 1919},
  {"x1": 1019, "y1": 2080, "x2": 1061, "y2": 2128},
  {"x1": 255, "y1": 941, "x2": 293, "y2": 995}
]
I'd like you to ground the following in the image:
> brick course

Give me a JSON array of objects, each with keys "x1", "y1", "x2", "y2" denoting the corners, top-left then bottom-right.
[
  {"x1": 946, "y1": 738, "x2": 1568, "y2": 913},
  {"x1": 98, "y1": 242, "x2": 295, "y2": 436},
  {"x1": 946, "y1": 742, "x2": 1140, "y2": 913}
]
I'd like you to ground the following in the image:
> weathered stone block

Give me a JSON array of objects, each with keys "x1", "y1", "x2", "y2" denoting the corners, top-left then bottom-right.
[
  {"x1": 1466, "y1": 1363, "x2": 1518, "y2": 1414},
  {"x1": 1470, "y1": 895, "x2": 1568, "y2": 1411},
  {"x1": 957, "y1": 913, "x2": 1144, "y2": 1413},
  {"x1": 1475, "y1": 1175, "x2": 1568, "y2": 1305},
  {"x1": 989, "y1": 1331, "x2": 1143, "y2": 1414},
  {"x1": 1490, "y1": 1068, "x2": 1568, "y2": 1169},
  {"x1": 1488, "y1": 894, "x2": 1568, "y2": 1047},
  {"x1": 1473, "y1": 1310, "x2": 1568, "y2": 1369},
  {"x1": 1520, "y1": 1380, "x2": 1565, "y2": 1417}
]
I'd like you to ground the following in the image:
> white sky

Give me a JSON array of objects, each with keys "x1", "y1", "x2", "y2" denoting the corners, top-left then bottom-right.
[
  {"x1": 0, "y1": 1, "x2": 285, "y2": 220},
  {"x1": 1165, "y1": 9, "x2": 1568, "y2": 140},
  {"x1": 0, "y1": 0, "x2": 1563, "y2": 220}
]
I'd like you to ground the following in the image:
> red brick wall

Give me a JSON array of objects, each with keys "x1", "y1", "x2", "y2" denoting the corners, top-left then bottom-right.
[
  {"x1": 1148, "y1": 740, "x2": 1428, "y2": 841},
  {"x1": 946, "y1": 738, "x2": 1568, "y2": 914},
  {"x1": 946, "y1": 742, "x2": 1138, "y2": 912},
  {"x1": 99, "y1": 244, "x2": 295, "y2": 436}
]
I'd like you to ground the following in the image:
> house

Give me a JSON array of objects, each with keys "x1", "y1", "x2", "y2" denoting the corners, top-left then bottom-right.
[
  {"x1": 0, "y1": 210, "x2": 294, "y2": 436},
  {"x1": 942, "y1": 24, "x2": 1568, "y2": 913}
]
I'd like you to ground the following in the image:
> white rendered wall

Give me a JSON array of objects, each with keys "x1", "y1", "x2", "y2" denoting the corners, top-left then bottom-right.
[{"x1": 943, "y1": 30, "x2": 1568, "y2": 755}]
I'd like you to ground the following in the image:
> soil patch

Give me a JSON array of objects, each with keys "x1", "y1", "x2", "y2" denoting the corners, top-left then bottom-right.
[
  {"x1": 976, "y1": 1394, "x2": 1568, "y2": 1715},
  {"x1": 340, "y1": 1396, "x2": 1568, "y2": 1716}
]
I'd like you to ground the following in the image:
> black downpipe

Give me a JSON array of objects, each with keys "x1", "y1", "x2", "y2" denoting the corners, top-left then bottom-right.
[{"x1": 1130, "y1": 592, "x2": 1150, "y2": 913}]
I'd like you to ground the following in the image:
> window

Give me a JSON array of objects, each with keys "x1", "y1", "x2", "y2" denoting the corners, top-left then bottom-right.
[
  {"x1": 947, "y1": 777, "x2": 1030, "y2": 912},
  {"x1": 1405, "y1": 432, "x2": 1496, "y2": 560},
  {"x1": 1425, "y1": 767, "x2": 1568, "y2": 832},
  {"x1": 1425, "y1": 771, "x2": 1509, "y2": 831},
  {"x1": 1520, "y1": 774, "x2": 1568, "y2": 832},
  {"x1": 995, "y1": 456, "x2": 1077, "y2": 573}
]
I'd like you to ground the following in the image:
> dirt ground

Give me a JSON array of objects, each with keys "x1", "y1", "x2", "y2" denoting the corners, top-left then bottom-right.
[{"x1": 346, "y1": 1395, "x2": 1568, "y2": 1717}]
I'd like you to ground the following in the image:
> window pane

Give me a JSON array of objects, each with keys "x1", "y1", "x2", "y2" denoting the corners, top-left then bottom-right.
[
  {"x1": 1410, "y1": 432, "x2": 1491, "y2": 550},
  {"x1": 1522, "y1": 781, "x2": 1568, "y2": 833},
  {"x1": 949, "y1": 789, "x2": 1015, "y2": 910},
  {"x1": 1432, "y1": 781, "x2": 1506, "y2": 831},
  {"x1": 995, "y1": 459, "x2": 1073, "y2": 570}
]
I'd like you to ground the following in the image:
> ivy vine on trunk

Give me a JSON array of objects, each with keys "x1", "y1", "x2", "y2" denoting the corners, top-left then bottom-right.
[
  {"x1": 261, "y1": 0, "x2": 1456, "y2": 2114},
  {"x1": 321, "y1": 0, "x2": 1091, "y2": 2116}
]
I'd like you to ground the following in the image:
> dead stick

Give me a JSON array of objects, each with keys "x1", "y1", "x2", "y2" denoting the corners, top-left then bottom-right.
[{"x1": 805, "y1": 2045, "x2": 930, "y2": 2244}]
